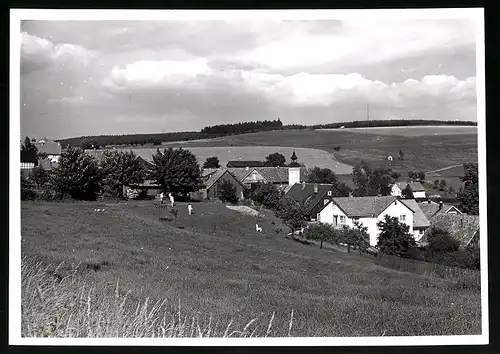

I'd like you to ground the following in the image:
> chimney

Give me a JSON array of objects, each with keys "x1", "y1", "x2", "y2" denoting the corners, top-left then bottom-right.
[
  {"x1": 314, "y1": 183, "x2": 318, "y2": 194},
  {"x1": 438, "y1": 201, "x2": 443, "y2": 210}
]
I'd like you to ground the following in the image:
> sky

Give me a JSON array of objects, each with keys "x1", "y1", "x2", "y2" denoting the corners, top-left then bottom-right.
[{"x1": 19, "y1": 16, "x2": 479, "y2": 139}]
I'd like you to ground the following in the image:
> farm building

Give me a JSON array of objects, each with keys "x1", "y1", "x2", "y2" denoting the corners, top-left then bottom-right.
[
  {"x1": 391, "y1": 181, "x2": 427, "y2": 199},
  {"x1": 423, "y1": 213, "x2": 480, "y2": 250},
  {"x1": 201, "y1": 169, "x2": 246, "y2": 201},
  {"x1": 317, "y1": 196, "x2": 415, "y2": 247},
  {"x1": 124, "y1": 180, "x2": 162, "y2": 199},
  {"x1": 285, "y1": 182, "x2": 349, "y2": 221},
  {"x1": 418, "y1": 200, "x2": 462, "y2": 220},
  {"x1": 237, "y1": 167, "x2": 307, "y2": 192},
  {"x1": 400, "y1": 199, "x2": 431, "y2": 241}
]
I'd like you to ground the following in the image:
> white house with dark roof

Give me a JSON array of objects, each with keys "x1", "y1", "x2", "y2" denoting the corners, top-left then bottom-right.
[
  {"x1": 400, "y1": 199, "x2": 431, "y2": 241},
  {"x1": 391, "y1": 181, "x2": 427, "y2": 199},
  {"x1": 317, "y1": 196, "x2": 414, "y2": 246}
]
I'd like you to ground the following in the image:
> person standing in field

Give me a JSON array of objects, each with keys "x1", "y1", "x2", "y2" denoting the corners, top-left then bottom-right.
[
  {"x1": 169, "y1": 193, "x2": 175, "y2": 207},
  {"x1": 159, "y1": 192, "x2": 164, "y2": 205},
  {"x1": 188, "y1": 203, "x2": 193, "y2": 215}
]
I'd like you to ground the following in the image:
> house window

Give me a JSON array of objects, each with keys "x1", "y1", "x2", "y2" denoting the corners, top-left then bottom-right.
[
  {"x1": 399, "y1": 215, "x2": 406, "y2": 223},
  {"x1": 339, "y1": 215, "x2": 346, "y2": 224},
  {"x1": 327, "y1": 191, "x2": 332, "y2": 196},
  {"x1": 317, "y1": 213, "x2": 321, "y2": 221}
]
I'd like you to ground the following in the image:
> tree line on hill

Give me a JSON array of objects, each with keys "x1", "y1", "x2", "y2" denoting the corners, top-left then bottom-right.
[{"x1": 55, "y1": 119, "x2": 477, "y2": 149}]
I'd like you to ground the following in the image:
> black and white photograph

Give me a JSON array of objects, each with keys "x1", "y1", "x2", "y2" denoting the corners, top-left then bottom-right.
[{"x1": 10, "y1": 9, "x2": 487, "y2": 345}]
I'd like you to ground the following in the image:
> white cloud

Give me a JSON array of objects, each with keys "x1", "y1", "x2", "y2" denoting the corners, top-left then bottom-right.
[
  {"x1": 102, "y1": 58, "x2": 212, "y2": 89},
  {"x1": 21, "y1": 32, "x2": 97, "y2": 73}
]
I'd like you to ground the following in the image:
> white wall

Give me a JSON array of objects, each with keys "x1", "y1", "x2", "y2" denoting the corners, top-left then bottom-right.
[
  {"x1": 318, "y1": 199, "x2": 414, "y2": 247},
  {"x1": 288, "y1": 167, "x2": 301, "y2": 186},
  {"x1": 413, "y1": 191, "x2": 426, "y2": 199},
  {"x1": 391, "y1": 184, "x2": 402, "y2": 197}
]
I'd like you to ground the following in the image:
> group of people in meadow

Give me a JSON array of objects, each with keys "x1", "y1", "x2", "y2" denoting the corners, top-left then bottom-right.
[{"x1": 159, "y1": 192, "x2": 193, "y2": 215}]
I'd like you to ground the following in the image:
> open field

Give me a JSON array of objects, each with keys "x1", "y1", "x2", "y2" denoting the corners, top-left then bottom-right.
[
  {"x1": 320, "y1": 125, "x2": 477, "y2": 136},
  {"x1": 122, "y1": 146, "x2": 353, "y2": 174},
  {"x1": 155, "y1": 129, "x2": 477, "y2": 173},
  {"x1": 21, "y1": 201, "x2": 481, "y2": 337}
]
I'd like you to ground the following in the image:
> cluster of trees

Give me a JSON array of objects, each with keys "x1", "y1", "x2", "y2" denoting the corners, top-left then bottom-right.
[
  {"x1": 304, "y1": 221, "x2": 370, "y2": 252},
  {"x1": 21, "y1": 146, "x2": 205, "y2": 201},
  {"x1": 201, "y1": 119, "x2": 283, "y2": 135},
  {"x1": 305, "y1": 166, "x2": 352, "y2": 196},
  {"x1": 407, "y1": 171, "x2": 426, "y2": 181},
  {"x1": 352, "y1": 160, "x2": 400, "y2": 197},
  {"x1": 458, "y1": 163, "x2": 479, "y2": 215},
  {"x1": 21, "y1": 137, "x2": 40, "y2": 164}
]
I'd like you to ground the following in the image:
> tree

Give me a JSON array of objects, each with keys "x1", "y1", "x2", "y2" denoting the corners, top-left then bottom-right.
[
  {"x1": 336, "y1": 221, "x2": 370, "y2": 253},
  {"x1": 203, "y1": 156, "x2": 221, "y2": 169},
  {"x1": 407, "y1": 171, "x2": 417, "y2": 180},
  {"x1": 99, "y1": 150, "x2": 146, "y2": 198},
  {"x1": 458, "y1": 163, "x2": 479, "y2": 215},
  {"x1": 150, "y1": 147, "x2": 203, "y2": 198},
  {"x1": 417, "y1": 171, "x2": 426, "y2": 181},
  {"x1": 250, "y1": 183, "x2": 282, "y2": 211},
  {"x1": 51, "y1": 146, "x2": 101, "y2": 200},
  {"x1": 304, "y1": 223, "x2": 335, "y2": 249},
  {"x1": 433, "y1": 179, "x2": 440, "y2": 189},
  {"x1": 352, "y1": 161, "x2": 394, "y2": 196},
  {"x1": 376, "y1": 215, "x2": 417, "y2": 257},
  {"x1": 31, "y1": 166, "x2": 50, "y2": 189},
  {"x1": 401, "y1": 184, "x2": 414, "y2": 199},
  {"x1": 439, "y1": 179, "x2": 447, "y2": 191},
  {"x1": 424, "y1": 227, "x2": 460, "y2": 256},
  {"x1": 275, "y1": 197, "x2": 308, "y2": 235},
  {"x1": 306, "y1": 166, "x2": 338, "y2": 185},
  {"x1": 398, "y1": 150, "x2": 404, "y2": 160},
  {"x1": 265, "y1": 152, "x2": 286, "y2": 167},
  {"x1": 218, "y1": 180, "x2": 238, "y2": 204}
]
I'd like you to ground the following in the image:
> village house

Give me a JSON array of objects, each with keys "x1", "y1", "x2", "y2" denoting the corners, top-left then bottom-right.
[
  {"x1": 399, "y1": 199, "x2": 431, "y2": 241},
  {"x1": 284, "y1": 182, "x2": 349, "y2": 221},
  {"x1": 418, "y1": 200, "x2": 462, "y2": 220},
  {"x1": 317, "y1": 196, "x2": 415, "y2": 247},
  {"x1": 391, "y1": 181, "x2": 427, "y2": 199},
  {"x1": 423, "y1": 213, "x2": 480, "y2": 250},
  {"x1": 34, "y1": 138, "x2": 62, "y2": 169},
  {"x1": 201, "y1": 168, "x2": 246, "y2": 201}
]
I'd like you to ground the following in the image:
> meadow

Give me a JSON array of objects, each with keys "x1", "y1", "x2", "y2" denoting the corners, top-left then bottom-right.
[
  {"x1": 21, "y1": 200, "x2": 481, "y2": 337},
  {"x1": 121, "y1": 146, "x2": 353, "y2": 174},
  {"x1": 320, "y1": 125, "x2": 478, "y2": 136},
  {"x1": 154, "y1": 128, "x2": 478, "y2": 173}
]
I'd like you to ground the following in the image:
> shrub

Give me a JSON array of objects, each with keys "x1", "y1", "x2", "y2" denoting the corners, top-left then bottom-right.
[
  {"x1": 21, "y1": 188, "x2": 38, "y2": 201},
  {"x1": 218, "y1": 180, "x2": 238, "y2": 204},
  {"x1": 377, "y1": 215, "x2": 418, "y2": 258},
  {"x1": 250, "y1": 183, "x2": 282, "y2": 211}
]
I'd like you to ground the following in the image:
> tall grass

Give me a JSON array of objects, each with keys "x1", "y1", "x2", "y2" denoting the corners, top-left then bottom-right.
[{"x1": 21, "y1": 257, "x2": 294, "y2": 338}]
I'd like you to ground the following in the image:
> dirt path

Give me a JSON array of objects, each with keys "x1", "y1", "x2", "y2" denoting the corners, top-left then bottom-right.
[{"x1": 426, "y1": 164, "x2": 463, "y2": 175}]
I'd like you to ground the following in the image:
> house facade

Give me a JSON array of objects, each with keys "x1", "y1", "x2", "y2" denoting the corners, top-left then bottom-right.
[
  {"x1": 391, "y1": 181, "x2": 427, "y2": 199},
  {"x1": 400, "y1": 199, "x2": 431, "y2": 241},
  {"x1": 204, "y1": 169, "x2": 246, "y2": 201},
  {"x1": 317, "y1": 196, "x2": 414, "y2": 247}
]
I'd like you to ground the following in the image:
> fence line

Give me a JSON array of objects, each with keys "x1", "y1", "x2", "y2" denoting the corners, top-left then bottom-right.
[{"x1": 374, "y1": 252, "x2": 480, "y2": 281}]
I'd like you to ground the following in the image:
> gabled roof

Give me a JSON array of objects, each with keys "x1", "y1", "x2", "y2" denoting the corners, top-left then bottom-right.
[
  {"x1": 227, "y1": 168, "x2": 254, "y2": 182},
  {"x1": 205, "y1": 169, "x2": 244, "y2": 190},
  {"x1": 426, "y1": 213, "x2": 480, "y2": 248},
  {"x1": 329, "y1": 196, "x2": 407, "y2": 218},
  {"x1": 202, "y1": 168, "x2": 219, "y2": 178},
  {"x1": 395, "y1": 181, "x2": 426, "y2": 192},
  {"x1": 34, "y1": 140, "x2": 61, "y2": 155},
  {"x1": 226, "y1": 160, "x2": 267, "y2": 168},
  {"x1": 418, "y1": 202, "x2": 462, "y2": 220},
  {"x1": 286, "y1": 183, "x2": 348, "y2": 213},
  {"x1": 400, "y1": 199, "x2": 431, "y2": 228}
]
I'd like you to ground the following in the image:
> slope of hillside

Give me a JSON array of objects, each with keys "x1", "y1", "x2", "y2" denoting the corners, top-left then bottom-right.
[{"x1": 21, "y1": 201, "x2": 481, "y2": 337}]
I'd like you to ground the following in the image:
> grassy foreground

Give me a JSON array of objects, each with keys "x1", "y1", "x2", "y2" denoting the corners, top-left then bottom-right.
[{"x1": 21, "y1": 201, "x2": 482, "y2": 337}]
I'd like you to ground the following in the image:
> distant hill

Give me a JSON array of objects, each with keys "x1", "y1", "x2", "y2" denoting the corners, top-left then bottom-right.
[{"x1": 55, "y1": 119, "x2": 477, "y2": 149}]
